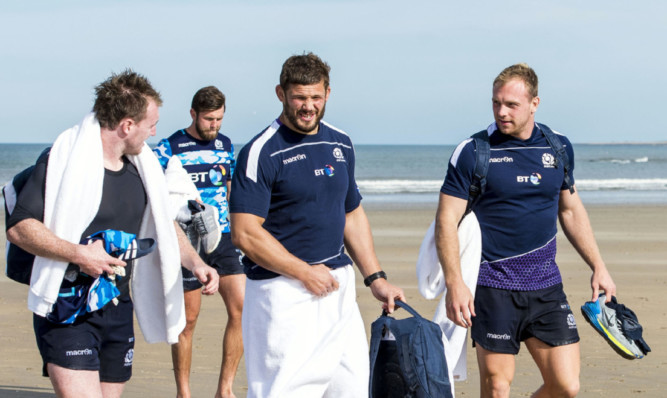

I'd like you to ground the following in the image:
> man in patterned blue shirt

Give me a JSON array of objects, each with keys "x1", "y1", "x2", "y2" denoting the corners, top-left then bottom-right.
[
  {"x1": 435, "y1": 64, "x2": 616, "y2": 398},
  {"x1": 154, "y1": 86, "x2": 244, "y2": 398}
]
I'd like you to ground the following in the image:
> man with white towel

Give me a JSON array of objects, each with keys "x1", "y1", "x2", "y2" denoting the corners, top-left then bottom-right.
[
  {"x1": 230, "y1": 52, "x2": 406, "y2": 397},
  {"x1": 6, "y1": 70, "x2": 219, "y2": 398},
  {"x1": 435, "y1": 63, "x2": 616, "y2": 398}
]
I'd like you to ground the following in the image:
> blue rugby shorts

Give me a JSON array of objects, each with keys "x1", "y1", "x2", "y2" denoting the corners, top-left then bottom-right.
[
  {"x1": 34, "y1": 295, "x2": 135, "y2": 382},
  {"x1": 182, "y1": 232, "x2": 243, "y2": 291},
  {"x1": 471, "y1": 283, "x2": 580, "y2": 354}
]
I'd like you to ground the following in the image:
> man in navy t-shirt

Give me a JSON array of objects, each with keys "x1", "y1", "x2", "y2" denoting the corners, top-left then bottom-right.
[
  {"x1": 230, "y1": 52, "x2": 405, "y2": 397},
  {"x1": 435, "y1": 63, "x2": 616, "y2": 398}
]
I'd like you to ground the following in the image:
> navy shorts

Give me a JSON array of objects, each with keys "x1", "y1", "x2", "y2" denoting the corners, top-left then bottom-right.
[
  {"x1": 471, "y1": 283, "x2": 579, "y2": 354},
  {"x1": 182, "y1": 232, "x2": 243, "y2": 291},
  {"x1": 34, "y1": 295, "x2": 135, "y2": 382}
]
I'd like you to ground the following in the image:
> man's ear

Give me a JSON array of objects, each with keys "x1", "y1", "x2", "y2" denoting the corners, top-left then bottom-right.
[
  {"x1": 118, "y1": 118, "x2": 134, "y2": 137},
  {"x1": 275, "y1": 84, "x2": 285, "y2": 102},
  {"x1": 190, "y1": 108, "x2": 197, "y2": 121},
  {"x1": 530, "y1": 96, "x2": 540, "y2": 115}
]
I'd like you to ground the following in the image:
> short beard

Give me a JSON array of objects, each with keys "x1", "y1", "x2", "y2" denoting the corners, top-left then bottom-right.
[
  {"x1": 195, "y1": 124, "x2": 219, "y2": 141},
  {"x1": 283, "y1": 103, "x2": 326, "y2": 134}
]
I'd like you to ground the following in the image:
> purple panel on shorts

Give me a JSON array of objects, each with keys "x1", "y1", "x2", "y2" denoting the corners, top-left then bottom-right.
[{"x1": 477, "y1": 238, "x2": 562, "y2": 291}]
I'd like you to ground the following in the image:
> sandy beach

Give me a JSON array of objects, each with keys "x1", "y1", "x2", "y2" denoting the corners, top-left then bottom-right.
[{"x1": 1, "y1": 203, "x2": 665, "y2": 397}]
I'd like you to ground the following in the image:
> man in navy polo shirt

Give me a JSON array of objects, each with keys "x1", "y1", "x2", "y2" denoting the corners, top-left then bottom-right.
[
  {"x1": 435, "y1": 63, "x2": 617, "y2": 398},
  {"x1": 230, "y1": 52, "x2": 405, "y2": 397}
]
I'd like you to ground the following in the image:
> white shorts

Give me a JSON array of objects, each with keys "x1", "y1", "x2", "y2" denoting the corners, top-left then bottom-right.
[{"x1": 243, "y1": 265, "x2": 369, "y2": 398}]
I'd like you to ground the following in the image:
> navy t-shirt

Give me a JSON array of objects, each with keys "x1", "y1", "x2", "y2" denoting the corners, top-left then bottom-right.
[
  {"x1": 441, "y1": 123, "x2": 575, "y2": 291},
  {"x1": 230, "y1": 119, "x2": 361, "y2": 280},
  {"x1": 7, "y1": 153, "x2": 147, "y2": 297}
]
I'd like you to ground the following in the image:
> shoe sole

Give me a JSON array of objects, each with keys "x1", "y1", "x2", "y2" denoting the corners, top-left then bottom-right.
[{"x1": 580, "y1": 305, "x2": 637, "y2": 360}]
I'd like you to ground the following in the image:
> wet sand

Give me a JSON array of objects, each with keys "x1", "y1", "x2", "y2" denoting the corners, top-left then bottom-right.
[{"x1": 1, "y1": 204, "x2": 665, "y2": 397}]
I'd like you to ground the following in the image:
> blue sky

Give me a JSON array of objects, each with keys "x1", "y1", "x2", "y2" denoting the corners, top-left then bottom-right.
[{"x1": 1, "y1": 1, "x2": 666, "y2": 145}]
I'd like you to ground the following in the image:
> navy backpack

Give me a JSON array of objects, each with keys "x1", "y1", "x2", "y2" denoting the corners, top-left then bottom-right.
[
  {"x1": 3, "y1": 147, "x2": 50, "y2": 284},
  {"x1": 369, "y1": 300, "x2": 453, "y2": 398}
]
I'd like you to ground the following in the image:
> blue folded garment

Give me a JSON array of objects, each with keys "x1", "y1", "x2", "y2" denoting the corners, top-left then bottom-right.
[{"x1": 45, "y1": 229, "x2": 155, "y2": 324}]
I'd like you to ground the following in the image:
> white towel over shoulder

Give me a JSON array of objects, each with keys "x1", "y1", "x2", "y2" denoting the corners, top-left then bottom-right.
[{"x1": 416, "y1": 212, "x2": 481, "y2": 393}]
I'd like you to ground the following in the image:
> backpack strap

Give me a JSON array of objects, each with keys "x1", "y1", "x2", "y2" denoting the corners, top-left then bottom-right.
[
  {"x1": 465, "y1": 130, "x2": 490, "y2": 217},
  {"x1": 537, "y1": 123, "x2": 575, "y2": 194},
  {"x1": 384, "y1": 300, "x2": 424, "y2": 319}
]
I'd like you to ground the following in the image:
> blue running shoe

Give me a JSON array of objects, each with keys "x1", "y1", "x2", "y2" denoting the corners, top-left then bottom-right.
[{"x1": 581, "y1": 294, "x2": 650, "y2": 359}]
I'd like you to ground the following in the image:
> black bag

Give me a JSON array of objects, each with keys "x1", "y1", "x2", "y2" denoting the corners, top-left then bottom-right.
[
  {"x1": 369, "y1": 300, "x2": 453, "y2": 398},
  {"x1": 3, "y1": 148, "x2": 50, "y2": 284}
]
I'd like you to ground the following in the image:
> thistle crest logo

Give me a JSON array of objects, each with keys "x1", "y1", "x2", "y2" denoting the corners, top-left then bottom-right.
[
  {"x1": 333, "y1": 148, "x2": 344, "y2": 161},
  {"x1": 542, "y1": 153, "x2": 555, "y2": 168}
]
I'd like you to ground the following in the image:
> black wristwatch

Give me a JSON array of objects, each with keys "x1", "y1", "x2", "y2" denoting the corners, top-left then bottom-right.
[{"x1": 364, "y1": 271, "x2": 387, "y2": 287}]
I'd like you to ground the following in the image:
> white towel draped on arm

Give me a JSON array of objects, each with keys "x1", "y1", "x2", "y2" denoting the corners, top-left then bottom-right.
[{"x1": 416, "y1": 212, "x2": 481, "y2": 395}]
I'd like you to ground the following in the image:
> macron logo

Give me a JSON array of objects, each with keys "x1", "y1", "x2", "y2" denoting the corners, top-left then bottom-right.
[
  {"x1": 178, "y1": 142, "x2": 196, "y2": 148},
  {"x1": 66, "y1": 348, "x2": 93, "y2": 357},
  {"x1": 486, "y1": 333, "x2": 511, "y2": 340},
  {"x1": 489, "y1": 156, "x2": 513, "y2": 163},
  {"x1": 283, "y1": 153, "x2": 307, "y2": 165}
]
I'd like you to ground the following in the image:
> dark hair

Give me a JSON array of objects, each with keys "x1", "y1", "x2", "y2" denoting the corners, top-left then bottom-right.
[
  {"x1": 93, "y1": 69, "x2": 162, "y2": 129},
  {"x1": 493, "y1": 63, "x2": 539, "y2": 98},
  {"x1": 279, "y1": 52, "x2": 331, "y2": 90},
  {"x1": 191, "y1": 86, "x2": 226, "y2": 113}
]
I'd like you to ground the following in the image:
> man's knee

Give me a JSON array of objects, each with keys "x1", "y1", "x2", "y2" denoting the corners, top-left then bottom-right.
[
  {"x1": 183, "y1": 313, "x2": 198, "y2": 331},
  {"x1": 543, "y1": 379, "x2": 579, "y2": 398},
  {"x1": 482, "y1": 375, "x2": 512, "y2": 398},
  {"x1": 219, "y1": 275, "x2": 245, "y2": 320}
]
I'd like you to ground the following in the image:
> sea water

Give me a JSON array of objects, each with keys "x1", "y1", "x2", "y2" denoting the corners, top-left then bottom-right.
[
  {"x1": 353, "y1": 143, "x2": 667, "y2": 205},
  {"x1": 0, "y1": 143, "x2": 665, "y2": 205}
]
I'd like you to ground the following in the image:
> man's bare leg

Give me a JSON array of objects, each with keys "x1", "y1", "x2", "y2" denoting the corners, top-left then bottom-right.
[
  {"x1": 100, "y1": 382, "x2": 125, "y2": 398},
  {"x1": 214, "y1": 273, "x2": 246, "y2": 398},
  {"x1": 526, "y1": 338, "x2": 580, "y2": 398},
  {"x1": 476, "y1": 345, "x2": 516, "y2": 398},
  {"x1": 48, "y1": 363, "x2": 125, "y2": 398},
  {"x1": 171, "y1": 288, "x2": 202, "y2": 398}
]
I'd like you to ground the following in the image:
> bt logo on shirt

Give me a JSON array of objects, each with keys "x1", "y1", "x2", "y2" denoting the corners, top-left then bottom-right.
[
  {"x1": 517, "y1": 173, "x2": 542, "y2": 185},
  {"x1": 314, "y1": 165, "x2": 335, "y2": 177},
  {"x1": 190, "y1": 165, "x2": 228, "y2": 185}
]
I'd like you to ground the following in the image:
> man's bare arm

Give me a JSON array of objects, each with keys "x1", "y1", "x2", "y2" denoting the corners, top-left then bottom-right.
[
  {"x1": 230, "y1": 212, "x2": 337, "y2": 296},
  {"x1": 558, "y1": 187, "x2": 616, "y2": 302},
  {"x1": 6, "y1": 218, "x2": 125, "y2": 277},
  {"x1": 434, "y1": 193, "x2": 475, "y2": 327},
  {"x1": 173, "y1": 221, "x2": 219, "y2": 295},
  {"x1": 343, "y1": 205, "x2": 405, "y2": 313}
]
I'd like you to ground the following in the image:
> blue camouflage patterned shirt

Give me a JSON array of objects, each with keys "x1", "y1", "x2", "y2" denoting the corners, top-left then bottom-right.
[{"x1": 154, "y1": 129, "x2": 235, "y2": 233}]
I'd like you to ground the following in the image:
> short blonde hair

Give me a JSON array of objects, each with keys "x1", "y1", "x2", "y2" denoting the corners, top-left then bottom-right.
[{"x1": 493, "y1": 63, "x2": 538, "y2": 98}]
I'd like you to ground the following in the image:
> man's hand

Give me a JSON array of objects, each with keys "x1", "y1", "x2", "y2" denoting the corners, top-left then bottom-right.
[
  {"x1": 368, "y1": 278, "x2": 405, "y2": 314},
  {"x1": 300, "y1": 264, "x2": 339, "y2": 297},
  {"x1": 191, "y1": 263, "x2": 219, "y2": 295},
  {"x1": 591, "y1": 265, "x2": 616, "y2": 303},
  {"x1": 445, "y1": 279, "x2": 476, "y2": 328},
  {"x1": 75, "y1": 240, "x2": 126, "y2": 278}
]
